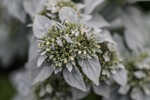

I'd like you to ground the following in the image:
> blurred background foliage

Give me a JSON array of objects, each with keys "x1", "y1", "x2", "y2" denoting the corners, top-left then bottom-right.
[
  {"x1": 0, "y1": 0, "x2": 150, "y2": 100},
  {"x1": 0, "y1": 75, "x2": 16, "y2": 100}
]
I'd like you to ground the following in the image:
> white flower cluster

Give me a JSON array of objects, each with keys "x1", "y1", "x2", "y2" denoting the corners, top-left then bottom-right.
[
  {"x1": 8, "y1": 0, "x2": 150, "y2": 100},
  {"x1": 25, "y1": 0, "x2": 124, "y2": 99}
]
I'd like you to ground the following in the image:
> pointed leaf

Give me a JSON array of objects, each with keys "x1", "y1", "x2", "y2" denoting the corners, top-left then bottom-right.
[
  {"x1": 66, "y1": 63, "x2": 73, "y2": 72},
  {"x1": 3, "y1": 0, "x2": 26, "y2": 22},
  {"x1": 112, "y1": 66, "x2": 128, "y2": 86},
  {"x1": 54, "y1": 67, "x2": 62, "y2": 74},
  {"x1": 143, "y1": 84, "x2": 150, "y2": 96},
  {"x1": 33, "y1": 65, "x2": 54, "y2": 85},
  {"x1": 72, "y1": 88, "x2": 89, "y2": 100},
  {"x1": 37, "y1": 56, "x2": 46, "y2": 68},
  {"x1": 131, "y1": 88, "x2": 144, "y2": 100},
  {"x1": 84, "y1": 0, "x2": 105, "y2": 14},
  {"x1": 59, "y1": 7, "x2": 78, "y2": 23},
  {"x1": 33, "y1": 15, "x2": 53, "y2": 38},
  {"x1": 93, "y1": 82, "x2": 111, "y2": 98},
  {"x1": 63, "y1": 66, "x2": 87, "y2": 91},
  {"x1": 119, "y1": 85, "x2": 130, "y2": 95},
  {"x1": 78, "y1": 56, "x2": 101, "y2": 85}
]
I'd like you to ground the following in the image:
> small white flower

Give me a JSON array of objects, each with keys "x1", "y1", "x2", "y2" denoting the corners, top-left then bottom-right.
[
  {"x1": 64, "y1": 59, "x2": 67, "y2": 64},
  {"x1": 78, "y1": 51, "x2": 82, "y2": 54},
  {"x1": 70, "y1": 56, "x2": 74, "y2": 61},
  {"x1": 46, "y1": 41, "x2": 50, "y2": 45},
  {"x1": 83, "y1": 51, "x2": 87, "y2": 55},
  {"x1": 46, "y1": 48, "x2": 50, "y2": 52}
]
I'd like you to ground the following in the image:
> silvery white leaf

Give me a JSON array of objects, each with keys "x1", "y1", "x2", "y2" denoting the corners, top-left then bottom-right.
[
  {"x1": 26, "y1": 54, "x2": 41, "y2": 82},
  {"x1": 23, "y1": 0, "x2": 38, "y2": 17},
  {"x1": 78, "y1": 56, "x2": 101, "y2": 85},
  {"x1": 80, "y1": 14, "x2": 92, "y2": 22},
  {"x1": 131, "y1": 88, "x2": 144, "y2": 100},
  {"x1": 33, "y1": 66, "x2": 54, "y2": 85},
  {"x1": 112, "y1": 66, "x2": 128, "y2": 86},
  {"x1": 123, "y1": 7, "x2": 150, "y2": 52},
  {"x1": 23, "y1": 0, "x2": 47, "y2": 17},
  {"x1": 145, "y1": 95, "x2": 150, "y2": 100},
  {"x1": 84, "y1": 0, "x2": 105, "y2": 14},
  {"x1": 86, "y1": 13, "x2": 110, "y2": 28},
  {"x1": 103, "y1": 86, "x2": 130, "y2": 100},
  {"x1": 143, "y1": 84, "x2": 150, "y2": 96},
  {"x1": 113, "y1": 34, "x2": 130, "y2": 57},
  {"x1": 103, "y1": 95, "x2": 129, "y2": 100},
  {"x1": 95, "y1": 30, "x2": 116, "y2": 44},
  {"x1": 72, "y1": 88, "x2": 89, "y2": 100},
  {"x1": 59, "y1": 7, "x2": 79, "y2": 23},
  {"x1": 33, "y1": 15, "x2": 53, "y2": 38},
  {"x1": 76, "y1": 3, "x2": 85, "y2": 10},
  {"x1": 63, "y1": 67, "x2": 87, "y2": 91},
  {"x1": 3, "y1": 0, "x2": 26, "y2": 22},
  {"x1": 134, "y1": 71, "x2": 146, "y2": 79},
  {"x1": 11, "y1": 70, "x2": 31, "y2": 97},
  {"x1": 93, "y1": 82, "x2": 111, "y2": 98},
  {"x1": 39, "y1": 86, "x2": 47, "y2": 97},
  {"x1": 35, "y1": 0, "x2": 47, "y2": 15},
  {"x1": 119, "y1": 85, "x2": 130, "y2": 95},
  {"x1": 11, "y1": 69, "x2": 37, "y2": 100},
  {"x1": 109, "y1": 18, "x2": 124, "y2": 31},
  {"x1": 66, "y1": 63, "x2": 73, "y2": 72},
  {"x1": 27, "y1": 37, "x2": 39, "y2": 68},
  {"x1": 37, "y1": 56, "x2": 46, "y2": 68}
]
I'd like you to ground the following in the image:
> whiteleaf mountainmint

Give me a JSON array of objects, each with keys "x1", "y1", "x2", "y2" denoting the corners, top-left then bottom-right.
[
  {"x1": 31, "y1": 0, "x2": 124, "y2": 99},
  {"x1": 4, "y1": 0, "x2": 150, "y2": 100}
]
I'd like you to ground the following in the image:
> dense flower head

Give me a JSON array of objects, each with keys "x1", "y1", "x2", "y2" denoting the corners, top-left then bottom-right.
[
  {"x1": 126, "y1": 52, "x2": 150, "y2": 87},
  {"x1": 8, "y1": 0, "x2": 150, "y2": 100},
  {"x1": 38, "y1": 21, "x2": 101, "y2": 68},
  {"x1": 99, "y1": 45, "x2": 120, "y2": 80},
  {"x1": 120, "y1": 52, "x2": 150, "y2": 98},
  {"x1": 34, "y1": 76, "x2": 79, "y2": 100},
  {"x1": 32, "y1": 0, "x2": 123, "y2": 95}
]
